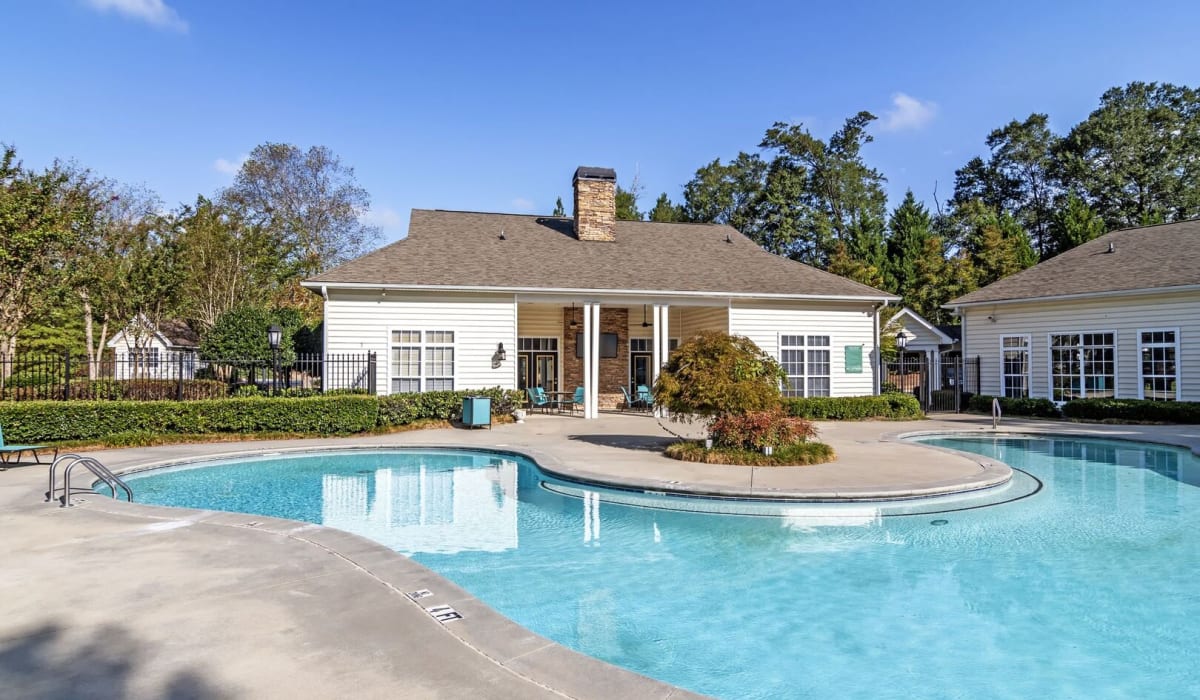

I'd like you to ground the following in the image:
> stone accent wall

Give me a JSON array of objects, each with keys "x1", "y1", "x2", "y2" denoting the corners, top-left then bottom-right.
[
  {"x1": 573, "y1": 177, "x2": 616, "y2": 242},
  {"x1": 563, "y1": 307, "x2": 627, "y2": 408}
]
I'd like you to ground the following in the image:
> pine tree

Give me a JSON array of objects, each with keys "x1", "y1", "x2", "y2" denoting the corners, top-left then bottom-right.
[
  {"x1": 552, "y1": 197, "x2": 565, "y2": 217},
  {"x1": 647, "y1": 193, "x2": 684, "y2": 222},
  {"x1": 827, "y1": 241, "x2": 884, "y2": 289},
  {"x1": 884, "y1": 190, "x2": 935, "y2": 299},
  {"x1": 1049, "y1": 193, "x2": 1106, "y2": 255}
]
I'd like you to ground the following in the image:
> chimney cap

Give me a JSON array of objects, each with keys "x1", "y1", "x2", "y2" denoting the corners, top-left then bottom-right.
[{"x1": 573, "y1": 166, "x2": 616, "y2": 183}]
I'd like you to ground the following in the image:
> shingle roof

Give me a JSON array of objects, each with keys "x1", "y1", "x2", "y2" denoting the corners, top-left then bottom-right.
[
  {"x1": 158, "y1": 319, "x2": 199, "y2": 347},
  {"x1": 307, "y1": 210, "x2": 894, "y2": 300},
  {"x1": 949, "y1": 218, "x2": 1200, "y2": 306}
]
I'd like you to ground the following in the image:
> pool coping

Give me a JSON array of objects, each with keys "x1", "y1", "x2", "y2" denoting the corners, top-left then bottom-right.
[{"x1": 76, "y1": 451, "x2": 706, "y2": 700}]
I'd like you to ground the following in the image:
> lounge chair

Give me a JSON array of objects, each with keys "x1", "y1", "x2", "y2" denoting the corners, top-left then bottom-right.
[
  {"x1": 527, "y1": 387, "x2": 553, "y2": 413},
  {"x1": 0, "y1": 424, "x2": 53, "y2": 465}
]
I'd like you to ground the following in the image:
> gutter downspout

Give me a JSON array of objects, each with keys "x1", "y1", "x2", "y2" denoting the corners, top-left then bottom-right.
[
  {"x1": 320, "y1": 285, "x2": 331, "y2": 391},
  {"x1": 873, "y1": 302, "x2": 883, "y2": 395}
]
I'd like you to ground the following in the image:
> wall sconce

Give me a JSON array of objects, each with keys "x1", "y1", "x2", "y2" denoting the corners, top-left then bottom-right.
[{"x1": 496, "y1": 342, "x2": 507, "y2": 362}]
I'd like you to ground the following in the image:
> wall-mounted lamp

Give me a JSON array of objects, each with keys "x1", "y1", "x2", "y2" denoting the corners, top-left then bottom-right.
[
  {"x1": 986, "y1": 315, "x2": 996, "y2": 323},
  {"x1": 496, "y1": 342, "x2": 507, "y2": 362}
]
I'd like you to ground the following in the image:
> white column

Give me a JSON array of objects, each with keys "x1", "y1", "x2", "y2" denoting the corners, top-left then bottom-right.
[
  {"x1": 582, "y1": 302, "x2": 593, "y2": 419},
  {"x1": 652, "y1": 304, "x2": 669, "y2": 417},
  {"x1": 651, "y1": 305, "x2": 662, "y2": 387},
  {"x1": 589, "y1": 303, "x2": 601, "y2": 418}
]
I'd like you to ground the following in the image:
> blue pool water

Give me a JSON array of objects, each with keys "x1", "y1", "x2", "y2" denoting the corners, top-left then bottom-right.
[{"x1": 116, "y1": 437, "x2": 1200, "y2": 699}]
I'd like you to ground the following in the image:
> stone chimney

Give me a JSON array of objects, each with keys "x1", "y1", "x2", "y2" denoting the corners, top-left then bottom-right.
[{"x1": 572, "y1": 166, "x2": 617, "y2": 242}]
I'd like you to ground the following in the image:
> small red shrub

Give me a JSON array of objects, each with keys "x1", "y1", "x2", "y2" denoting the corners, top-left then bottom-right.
[{"x1": 709, "y1": 408, "x2": 817, "y2": 450}]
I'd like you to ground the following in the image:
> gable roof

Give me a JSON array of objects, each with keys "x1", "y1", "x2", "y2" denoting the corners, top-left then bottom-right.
[
  {"x1": 107, "y1": 318, "x2": 199, "y2": 349},
  {"x1": 305, "y1": 210, "x2": 896, "y2": 301},
  {"x1": 891, "y1": 307, "x2": 955, "y2": 344},
  {"x1": 949, "y1": 218, "x2": 1200, "y2": 307}
]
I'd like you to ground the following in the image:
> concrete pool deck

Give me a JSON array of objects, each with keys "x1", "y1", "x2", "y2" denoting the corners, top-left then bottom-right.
[{"x1": 3, "y1": 413, "x2": 1200, "y2": 698}]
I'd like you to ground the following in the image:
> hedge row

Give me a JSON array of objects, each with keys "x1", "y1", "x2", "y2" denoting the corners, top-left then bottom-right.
[
  {"x1": 1061, "y1": 398, "x2": 1200, "y2": 423},
  {"x1": 967, "y1": 395, "x2": 1061, "y2": 418},
  {"x1": 0, "y1": 395, "x2": 381, "y2": 443},
  {"x1": 0, "y1": 388, "x2": 528, "y2": 443},
  {"x1": 783, "y1": 393, "x2": 923, "y2": 420}
]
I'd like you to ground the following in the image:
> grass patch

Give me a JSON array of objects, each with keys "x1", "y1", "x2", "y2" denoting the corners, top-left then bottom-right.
[{"x1": 665, "y1": 440, "x2": 834, "y2": 466}]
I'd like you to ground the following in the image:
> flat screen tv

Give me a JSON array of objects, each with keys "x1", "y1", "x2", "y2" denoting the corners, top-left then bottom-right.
[{"x1": 575, "y1": 332, "x2": 619, "y2": 358}]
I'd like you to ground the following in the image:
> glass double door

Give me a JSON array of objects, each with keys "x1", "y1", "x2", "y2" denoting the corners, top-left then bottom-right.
[
  {"x1": 518, "y1": 352, "x2": 558, "y2": 393},
  {"x1": 630, "y1": 352, "x2": 652, "y2": 390}
]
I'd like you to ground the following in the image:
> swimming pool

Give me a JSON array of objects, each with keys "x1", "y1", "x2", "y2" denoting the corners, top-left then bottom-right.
[{"x1": 116, "y1": 437, "x2": 1200, "y2": 699}]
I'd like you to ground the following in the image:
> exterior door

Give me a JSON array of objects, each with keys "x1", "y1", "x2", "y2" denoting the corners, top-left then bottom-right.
[
  {"x1": 630, "y1": 352, "x2": 651, "y2": 389},
  {"x1": 519, "y1": 352, "x2": 558, "y2": 392}
]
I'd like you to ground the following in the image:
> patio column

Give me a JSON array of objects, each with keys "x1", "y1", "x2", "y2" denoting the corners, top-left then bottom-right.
[
  {"x1": 589, "y1": 303, "x2": 600, "y2": 418},
  {"x1": 652, "y1": 304, "x2": 669, "y2": 417}
]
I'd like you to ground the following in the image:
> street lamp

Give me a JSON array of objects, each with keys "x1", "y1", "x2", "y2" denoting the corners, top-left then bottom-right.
[
  {"x1": 267, "y1": 325, "x2": 282, "y2": 395},
  {"x1": 895, "y1": 329, "x2": 911, "y2": 352}
]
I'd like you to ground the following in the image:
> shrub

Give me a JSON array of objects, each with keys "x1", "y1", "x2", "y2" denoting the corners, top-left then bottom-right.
[
  {"x1": 376, "y1": 387, "x2": 525, "y2": 427},
  {"x1": 1062, "y1": 398, "x2": 1200, "y2": 423},
  {"x1": 0, "y1": 395, "x2": 380, "y2": 443},
  {"x1": 665, "y1": 440, "x2": 834, "y2": 466},
  {"x1": 784, "y1": 393, "x2": 923, "y2": 420},
  {"x1": 709, "y1": 408, "x2": 818, "y2": 450},
  {"x1": 653, "y1": 332, "x2": 784, "y2": 421},
  {"x1": 968, "y1": 394, "x2": 1060, "y2": 418}
]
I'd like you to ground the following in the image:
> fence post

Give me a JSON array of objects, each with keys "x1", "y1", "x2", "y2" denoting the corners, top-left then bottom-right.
[
  {"x1": 367, "y1": 352, "x2": 377, "y2": 395},
  {"x1": 177, "y1": 352, "x2": 185, "y2": 400},
  {"x1": 62, "y1": 352, "x2": 71, "y2": 401}
]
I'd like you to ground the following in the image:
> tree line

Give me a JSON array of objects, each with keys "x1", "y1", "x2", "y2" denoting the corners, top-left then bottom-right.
[
  {"x1": 0, "y1": 143, "x2": 380, "y2": 370},
  {"x1": 596, "y1": 81, "x2": 1199, "y2": 324}
]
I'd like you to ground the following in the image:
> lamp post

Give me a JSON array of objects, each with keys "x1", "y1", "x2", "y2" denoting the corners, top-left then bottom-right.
[
  {"x1": 267, "y1": 325, "x2": 282, "y2": 396},
  {"x1": 895, "y1": 329, "x2": 911, "y2": 353}
]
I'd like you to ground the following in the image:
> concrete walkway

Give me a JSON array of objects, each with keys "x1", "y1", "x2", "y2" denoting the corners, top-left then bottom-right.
[{"x1": 2, "y1": 413, "x2": 1199, "y2": 699}]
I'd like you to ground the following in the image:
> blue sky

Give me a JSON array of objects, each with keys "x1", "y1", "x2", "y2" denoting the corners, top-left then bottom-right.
[{"x1": 5, "y1": 0, "x2": 1200, "y2": 242}]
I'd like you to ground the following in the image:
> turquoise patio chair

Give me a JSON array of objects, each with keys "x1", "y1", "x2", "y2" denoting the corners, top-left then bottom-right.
[
  {"x1": 527, "y1": 387, "x2": 552, "y2": 413},
  {"x1": 0, "y1": 424, "x2": 53, "y2": 465},
  {"x1": 636, "y1": 385, "x2": 654, "y2": 410},
  {"x1": 566, "y1": 386, "x2": 584, "y2": 413},
  {"x1": 618, "y1": 386, "x2": 638, "y2": 411}
]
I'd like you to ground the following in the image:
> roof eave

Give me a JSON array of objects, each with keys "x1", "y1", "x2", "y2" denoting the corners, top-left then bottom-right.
[
  {"x1": 944, "y1": 283, "x2": 1200, "y2": 310},
  {"x1": 302, "y1": 280, "x2": 898, "y2": 303}
]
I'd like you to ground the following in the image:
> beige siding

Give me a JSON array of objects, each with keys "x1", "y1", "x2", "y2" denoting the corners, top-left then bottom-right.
[
  {"x1": 961, "y1": 290, "x2": 1200, "y2": 401},
  {"x1": 678, "y1": 306, "x2": 729, "y2": 339},
  {"x1": 325, "y1": 290, "x2": 516, "y2": 394},
  {"x1": 517, "y1": 303, "x2": 562, "y2": 338},
  {"x1": 729, "y1": 300, "x2": 878, "y2": 396}
]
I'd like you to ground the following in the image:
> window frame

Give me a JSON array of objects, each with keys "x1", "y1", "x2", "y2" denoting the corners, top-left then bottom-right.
[
  {"x1": 1045, "y1": 330, "x2": 1118, "y2": 402},
  {"x1": 388, "y1": 328, "x2": 455, "y2": 394},
  {"x1": 779, "y1": 333, "x2": 832, "y2": 398},
  {"x1": 1137, "y1": 327, "x2": 1180, "y2": 401},
  {"x1": 999, "y1": 335, "x2": 1031, "y2": 399}
]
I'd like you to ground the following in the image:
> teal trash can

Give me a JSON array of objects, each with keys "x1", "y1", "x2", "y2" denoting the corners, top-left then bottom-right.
[{"x1": 461, "y1": 396, "x2": 492, "y2": 429}]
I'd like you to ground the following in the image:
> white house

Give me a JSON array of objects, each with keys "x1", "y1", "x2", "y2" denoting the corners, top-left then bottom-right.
[
  {"x1": 888, "y1": 307, "x2": 963, "y2": 402},
  {"x1": 106, "y1": 319, "x2": 201, "y2": 380},
  {"x1": 303, "y1": 167, "x2": 898, "y2": 417},
  {"x1": 946, "y1": 219, "x2": 1200, "y2": 402}
]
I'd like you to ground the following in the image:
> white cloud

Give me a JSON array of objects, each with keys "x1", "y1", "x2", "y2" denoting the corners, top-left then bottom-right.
[
  {"x1": 84, "y1": 0, "x2": 188, "y2": 32},
  {"x1": 879, "y1": 93, "x2": 937, "y2": 132},
  {"x1": 212, "y1": 155, "x2": 247, "y2": 176},
  {"x1": 360, "y1": 207, "x2": 404, "y2": 230},
  {"x1": 511, "y1": 197, "x2": 536, "y2": 213}
]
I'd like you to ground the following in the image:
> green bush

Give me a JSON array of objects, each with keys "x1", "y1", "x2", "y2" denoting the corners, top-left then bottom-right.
[
  {"x1": 653, "y1": 332, "x2": 785, "y2": 421},
  {"x1": 1062, "y1": 398, "x2": 1200, "y2": 423},
  {"x1": 968, "y1": 394, "x2": 1061, "y2": 418},
  {"x1": 0, "y1": 395, "x2": 380, "y2": 443},
  {"x1": 784, "y1": 393, "x2": 923, "y2": 420},
  {"x1": 377, "y1": 387, "x2": 525, "y2": 427}
]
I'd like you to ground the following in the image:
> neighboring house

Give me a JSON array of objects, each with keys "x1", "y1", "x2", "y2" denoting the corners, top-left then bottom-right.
[
  {"x1": 947, "y1": 219, "x2": 1200, "y2": 403},
  {"x1": 106, "y1": 319, "x2": 201, "y2": 380},
  {"x1": 303, "y1": 167, "x2": 897, "y2": 417},
  {"x1": 889, "y1": 307, "x2": 962, "y2": 393}
]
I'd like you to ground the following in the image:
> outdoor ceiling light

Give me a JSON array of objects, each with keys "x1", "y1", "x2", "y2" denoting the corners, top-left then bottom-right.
[
  {"x1": 569, "y1": 302, "x2": 579, "y2": 328},
  {"x1": 641, "y1": 305, "x2": 650, "y2": 328}
]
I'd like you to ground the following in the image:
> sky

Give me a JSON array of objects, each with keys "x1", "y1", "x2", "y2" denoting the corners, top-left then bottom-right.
[{"x1": 5, "y1": 0, "x2": 1200, "y2": 243}]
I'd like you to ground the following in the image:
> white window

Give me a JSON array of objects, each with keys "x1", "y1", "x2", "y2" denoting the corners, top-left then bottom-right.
[
  {"x1": 781, "y1": 334, "x2": 831, "y2": 397},
  {"x1": 390, "y1": 330, "x2": 421, "y2": 393},
  {"x1": 1049, "y1": 332, "x2": 1115, "y2": 402},
  {"x1": 629, "y1": 338, "x2": 679, "y2": 353},
  {"x1": 389, "y1": 330, "x2": 454, "y2": 393},
  {"x1": 1000, "y1": 336, "x2": 1030, "y2": 399},
  {"x1": 1138, "y1": 329, "x2": 1179, "y2": 401},
  {"x1": 130, "y1": 347, "x2": 160, "y2": 370}
]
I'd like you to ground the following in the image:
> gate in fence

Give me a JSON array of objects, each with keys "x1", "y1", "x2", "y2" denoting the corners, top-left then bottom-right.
[{"x1": 882, "y1": 353, "x2": 980, "y2": 413}]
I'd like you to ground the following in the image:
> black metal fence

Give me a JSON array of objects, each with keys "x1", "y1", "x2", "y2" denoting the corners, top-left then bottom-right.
[
  {"x1": 0, "y1": 351, "x2": 377, "y2": 401},
  {"x1": 883, "y1": 354, "x2": 981, "y2": 412}
]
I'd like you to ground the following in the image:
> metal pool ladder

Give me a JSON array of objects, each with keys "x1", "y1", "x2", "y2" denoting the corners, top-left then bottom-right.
[{"x1": 46, "y1": 454, "x2": 133, "y2": 507}]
